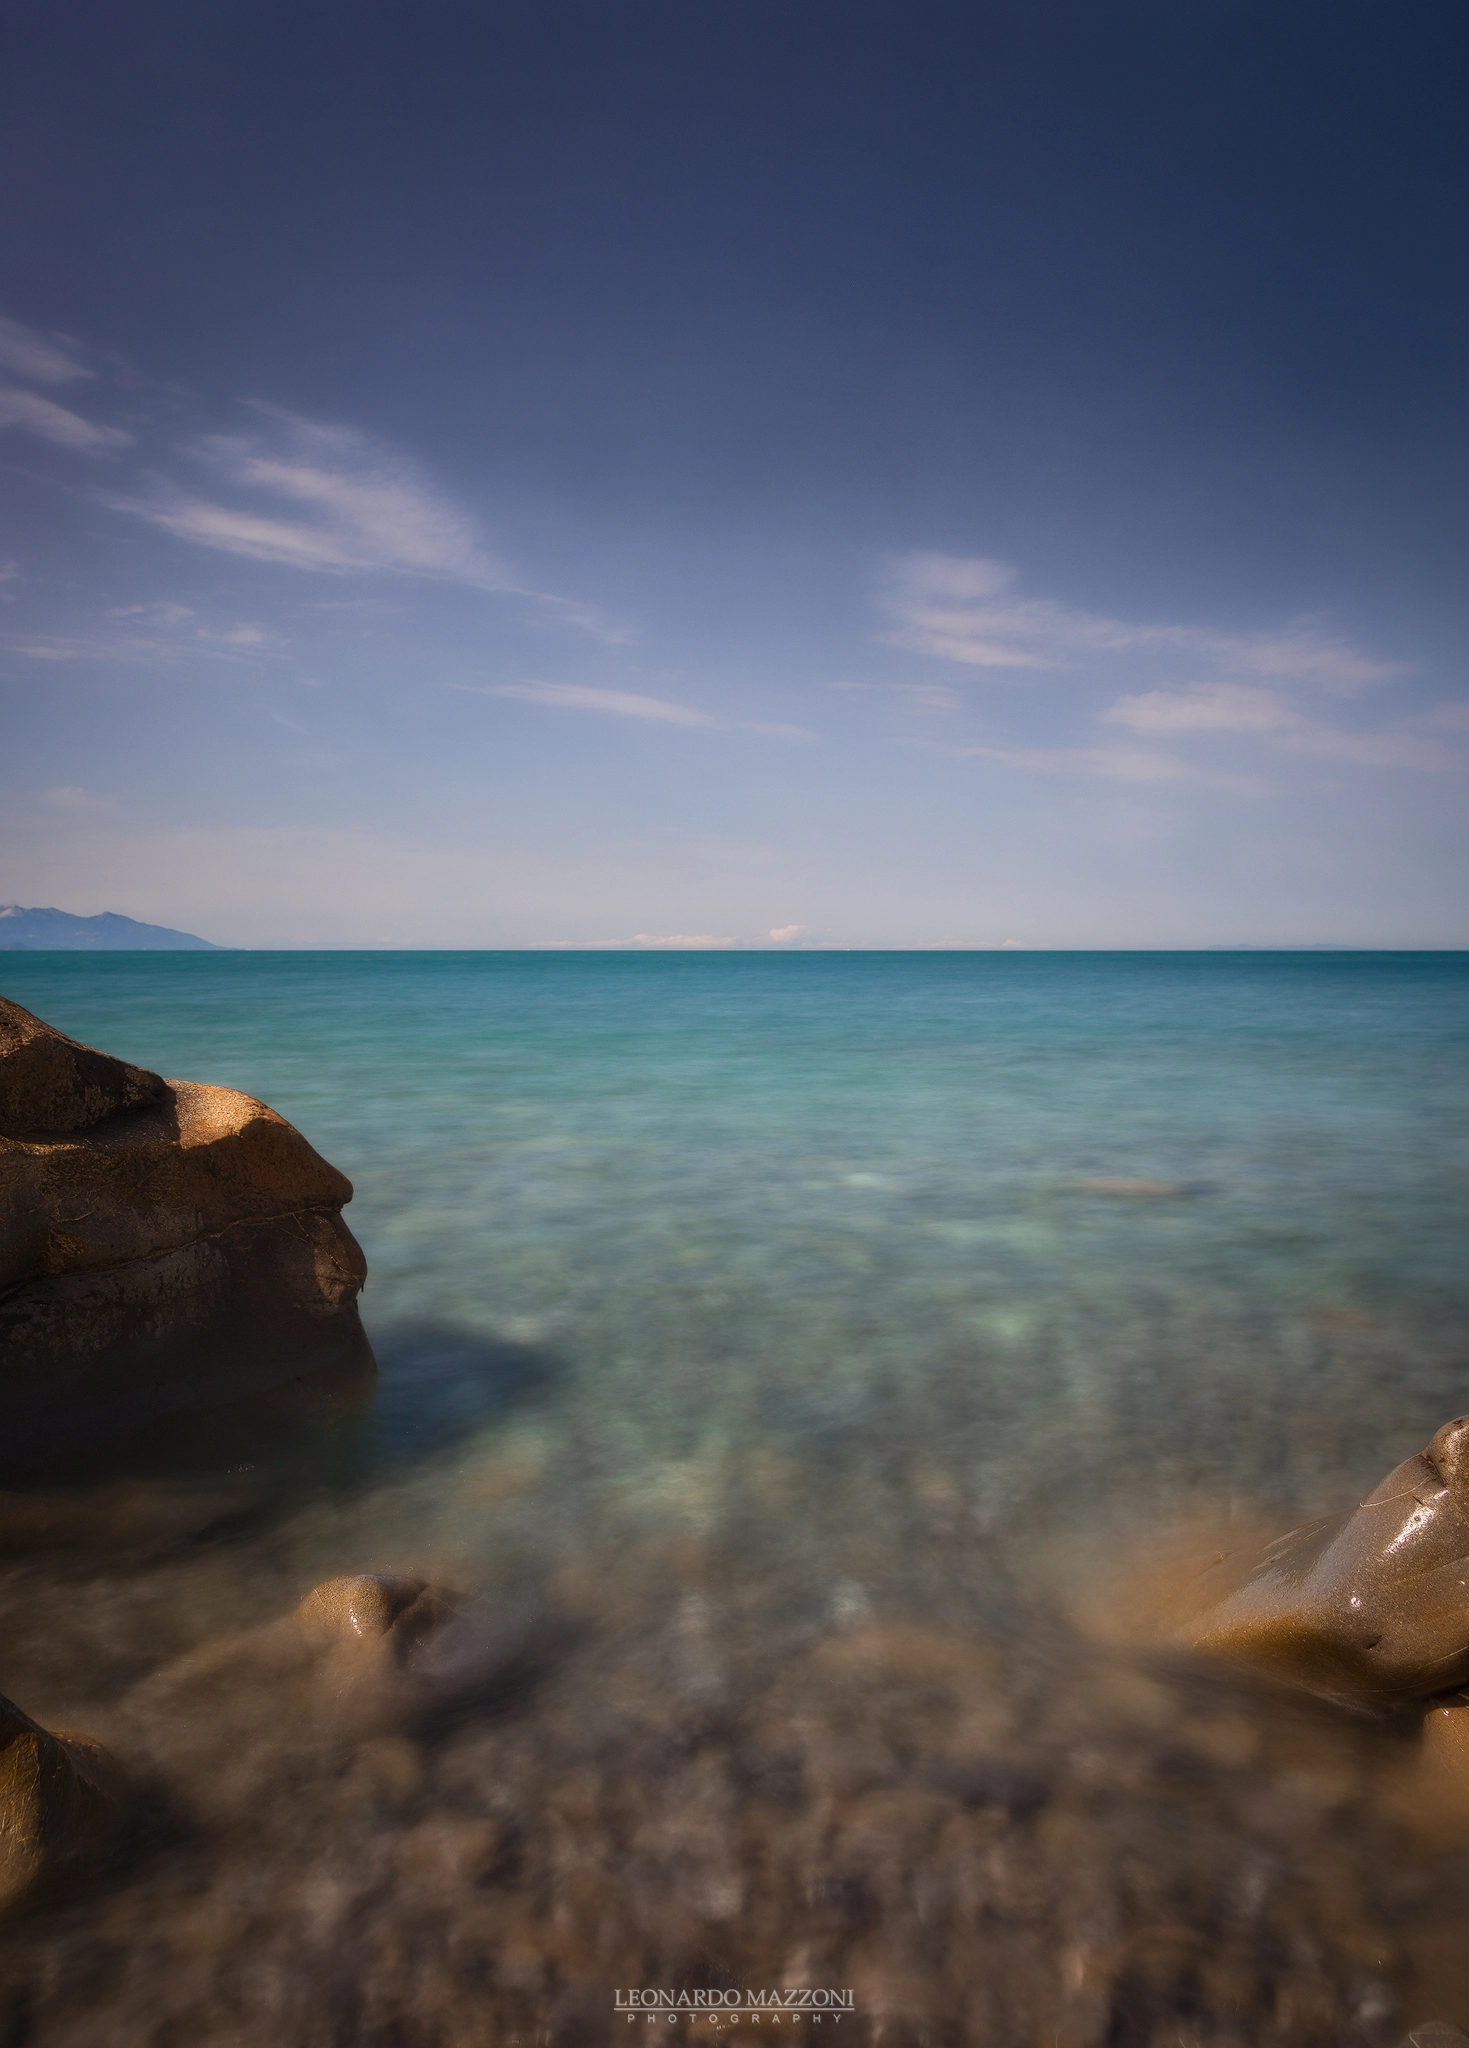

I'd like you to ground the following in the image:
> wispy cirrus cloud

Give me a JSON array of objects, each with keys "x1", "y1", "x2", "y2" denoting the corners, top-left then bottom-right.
[
  {"x1": 7, "y1": 602, "x2": 279, "y2": 667},
  {"x1": 9, "y1": 639, "x2": 89, "y2": 661},
  {"x1": 885, "y1": 554, "x2": 1405, "y2": 693},
  {"x1": 43, "y1": 785, "x2": 114, "y2": 811},
  {"x1": 1103, "y1": 682, "x2": 1468, "y2": 772},
  {"x1": 1, "y1": 311, "x2": 626, "y2": 638},
  {"x1": 943, "y1": 686, "x2": 1466, "y2": 790},
  {"x1": 106, "y1": 404, "x2": 630, "y2": 639},
  {"x1": 115, "y1": 407, "x2": 511, "y2": 588},
  {"x1": 0, "y1": 315, "x2": 131, "y2": 451},
  {"x1": 0, "y1": 384, "x2": 132, "y2": 451},
  {"x1": 1102, "y1": 682, "x2": 1293, "y2": 735},
  {"x1": 105, "y1": 601, "x2": 195, "y2": 626},
  {"x1": 957, "y1": 740, "x2": 1271, "y2": 795},
  {"x1": 0, "y1": 315, "x2": 93, "y2": 386},
  {"x1": 469, "y1": 680, "x2": 718, "y2": 726},
  {"x1": 881, "y1": 555, "x2": 1459, "y2": 789},
  {"x1": 833, "y1": 677, "x2": 964, "y2": 714},
  {"x1": 451, "y1": 679, "x2": 815, "y2": 739}
]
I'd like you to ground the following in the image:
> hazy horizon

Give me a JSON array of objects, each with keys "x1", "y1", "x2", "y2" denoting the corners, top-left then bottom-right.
[{"x1": 3, "y1": 901, "x2": 1461, "y2": 955}]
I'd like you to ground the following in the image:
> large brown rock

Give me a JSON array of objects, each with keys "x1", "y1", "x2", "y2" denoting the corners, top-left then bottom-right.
[
  {"x1": 0, "y1": 997, "x2": 374, "y2": 1478},
  {"x1": 1176, "y1": 1416, "x2": 1469, "y2": 1701}
]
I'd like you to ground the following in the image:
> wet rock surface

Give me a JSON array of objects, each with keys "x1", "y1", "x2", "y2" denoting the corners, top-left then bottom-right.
[
  {"x1": 295, "y1": 1571, "x2": 442, "y2": 1644},
  {"x1": 0, "y1": 997, "x2": 374, "y2": 1478},
  {"x1": 1175, "y1": 1416, "x2": 1469, "y2": 1701},
  {"x1": 0, "y1": 999, "x2": 166, "y2": 1140},
  {"x1": 0, "y1": 1690, "x2": 127, "y2": 1917}
]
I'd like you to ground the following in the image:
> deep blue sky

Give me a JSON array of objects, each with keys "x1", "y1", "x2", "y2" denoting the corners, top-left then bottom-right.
[{"x1": 2, "y1": 0, "x2": 1466, "y2": 945}]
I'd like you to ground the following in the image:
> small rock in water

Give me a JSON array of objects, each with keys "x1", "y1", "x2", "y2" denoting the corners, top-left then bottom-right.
[
  {"x1": 0, "y1": 1689, "x2": 128, "y2": 1916},
  {"x1": 1072, "y1": 1175, "x2": 1182, "y2": 1198},
  {"x1": 295, "y1": 1573, "x2": 434, "y2": 1644}
]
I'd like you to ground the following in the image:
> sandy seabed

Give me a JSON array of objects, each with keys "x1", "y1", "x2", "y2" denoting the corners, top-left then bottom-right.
[{"x1": 4, "y1": 1413, "x2": 1469, "y2": 2048}]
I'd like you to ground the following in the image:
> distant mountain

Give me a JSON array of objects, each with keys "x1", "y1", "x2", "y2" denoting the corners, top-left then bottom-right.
[{"x1": 0, "y1": 905, "x2": 220, "y2": 951}]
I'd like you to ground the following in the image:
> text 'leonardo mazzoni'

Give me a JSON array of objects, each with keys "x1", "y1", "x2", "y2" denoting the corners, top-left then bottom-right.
[{"x1": 615, "y1": 1991, "x2": 855, "y2": 2023}]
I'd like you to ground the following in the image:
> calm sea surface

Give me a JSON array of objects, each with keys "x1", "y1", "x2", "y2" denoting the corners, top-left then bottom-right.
[
  {"x1": 8, "y1": 949, "x2": 1467, "y2": 1513},
  {"x1": 4, "y1": 950, "x2": 1469, "y2": 2044}
]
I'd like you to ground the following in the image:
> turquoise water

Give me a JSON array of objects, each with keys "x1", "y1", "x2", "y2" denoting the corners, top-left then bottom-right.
[
  {"x1": 5, "y1": 951, "x2": 1469, "y2": 2045},
  {"x1": 6, "y1": 950, "x2": 1467, "y2": 1517}
]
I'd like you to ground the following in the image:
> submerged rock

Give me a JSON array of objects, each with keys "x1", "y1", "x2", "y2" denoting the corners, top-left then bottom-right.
[
  {"x1": 0, "y1": 996, "x2": 374, "y2": 1479},
  {"x1": 0, "y1": 1689, "x2": 127, "y2": 1916},
  {"x1": 1177, "y1": 1415, "x2": 1469, "y2": 1700},
  {"x1": 295, "y1": 1572, "x2": 451, "y2": 1649},
  {"x1": 114, "y1": 1569, "x2": 476, "y2": 1798}
]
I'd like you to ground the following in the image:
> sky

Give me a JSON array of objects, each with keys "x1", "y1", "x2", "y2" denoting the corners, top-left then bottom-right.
[{"x1": 1, "y1": 0, "x2": 1466, "y2": 948}]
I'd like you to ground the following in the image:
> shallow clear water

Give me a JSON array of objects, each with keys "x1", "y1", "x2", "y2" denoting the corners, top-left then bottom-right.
[
  {"x1": 3, "y1": 951, "x2": 1469, "y2": 2045},
  {"x1": 8, "y1": 950, "x2": 1468, "y2": 1513}
]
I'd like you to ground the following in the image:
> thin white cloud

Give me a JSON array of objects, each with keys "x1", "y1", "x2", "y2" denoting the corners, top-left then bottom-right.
[
  {"x1": 769, "y1": 923, "x2": 808, "y2": 941},
  {"x1": 632, "y1": 933, "x2": 737, "y2": 948},
  {"x1": 885, "y1": 555, "x2": 1405, "y2": 693},
  {"x1": 467, "y1": 680, "x2": 718, "y2": 726},
  {"x1": 1104, "y1": 683, "x2": 1296, "y2": 736},
  {"x1": 104, "y1": 602, "x2": 194, "y2": 625},
  {"x1": 880, "y1": 557, "x2": 1454, "y2": 789},
  {"x1": 895, "y1": 682, "x2": 964, "y2": 713},
  {"x1": 116, "y1": 408, "x2": 511, "y2": 588},
  {"x1": 7, "y1": 604, "x2": 280, "y2": 668},
  {"x1": 0, "y1": 313, "x2": 623, "y2": 637},
  {"x1": 958, "y1": 740, "x2": 1271, "y2": 795},
  {"x1": 1223, "y1": 634, "x2": 1397, "y2": 689},
  {"x1": 833, "y1": 678, "x2": 964, "y2": 713},
  {"x1": 452, "y1": 679, "x2": 815, "y2": 739},
  {"x1": 43, "y1": 786, "x2": 113, "y2": 810},
  {"x1": 0, "y1": 385, "x2": 132, "y2": 452},
  {"x1": 1103, "y1": 683, "x2": 1466, "y2": 772},
  {"x1": 122, "y1": 496, "x2": 367, "y2": 571},
  {"x1": 531, "y1": 595, "x2": 638, "y2": 646},
  {"x1": 0, "y1": 315, "x2": 92, "y2": 385}
]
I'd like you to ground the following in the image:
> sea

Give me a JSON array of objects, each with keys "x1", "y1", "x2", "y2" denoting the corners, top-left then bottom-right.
[{"x1": 3, "y1": 949, "x2": 1468, "y2": 2046}]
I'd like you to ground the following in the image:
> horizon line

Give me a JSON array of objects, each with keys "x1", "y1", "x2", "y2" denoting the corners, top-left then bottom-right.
[{"x1": 6, "y1": 943, "x2": 1468, "y2": 957}]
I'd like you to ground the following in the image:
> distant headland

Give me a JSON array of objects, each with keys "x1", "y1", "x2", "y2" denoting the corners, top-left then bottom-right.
[{"x1": 0, "y1": 905, "x2": 220, "y2": 951}]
